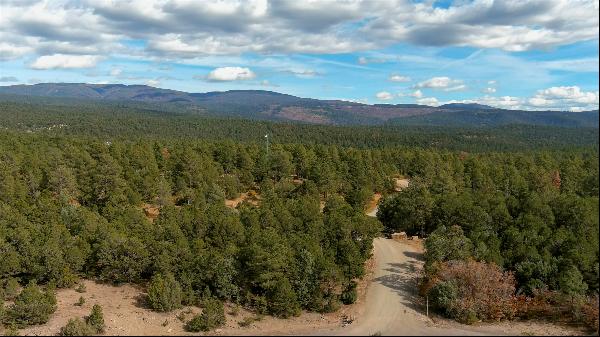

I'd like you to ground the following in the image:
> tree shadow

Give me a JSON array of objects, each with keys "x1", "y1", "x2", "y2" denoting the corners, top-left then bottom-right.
[
  {"x1": 133, "y1": 293, "x2": 150, "y2": 309},
  {"x1": 374, "y1": 262, "x2": 424, "y2": 313},
  {"x1": 403, "y1": 250, "x2": 424, "y2": 261}
]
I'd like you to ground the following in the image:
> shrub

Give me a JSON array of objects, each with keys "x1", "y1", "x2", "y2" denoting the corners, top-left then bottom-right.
[
  {"x1": 86, "y1": 304, "x2": 105, "y2": 333},
  {"x1": 425, "y1": 260, "x2": 517, "y2": 323},
  {"x1": 249, "y1": 295, "x2": 268, "y2": 315},
  {"x1": 428, "y1": 280, "x2": 458, "y2": 317},
  {"x1": 59, "y1": 318, "x2": 93, "y2": 336},
  {"x1": 147, "y1": 273, "x2": 182, "y2": 312},
  {"x1": 340, "y1": 281, "x2": 358, "y2": 305},
  {"x1": 184, "y1": 298, "x2": 225, "y2": 332},
  {"x1": 4, "y1": 324, "x2": 19, "y2": 336},
  {"x1": 267, "y1": 278, "x2": 300, "y2": 318},
  {"x1": 75, "y1": 296, "x2": 85, "y2": 306},
  {"x1": 75, "y1": 283, "x2": 86, "y2": 293},
  {"x1": 3, "y1": 279, "x2": 20, "y2": 301},
  {"x1": 6, "y1": 282, "x2": 57, "y2": 327}
]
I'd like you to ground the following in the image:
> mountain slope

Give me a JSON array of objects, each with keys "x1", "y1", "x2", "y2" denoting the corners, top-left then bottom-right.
[{"x1": 0, "y1": 83, "x2": 597, "y2": 127}]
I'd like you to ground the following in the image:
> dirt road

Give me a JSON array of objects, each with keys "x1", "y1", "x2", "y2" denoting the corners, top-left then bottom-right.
[
  {"x1": 326, "y1": 238, "x2": 490, "y2": 336},
  {"x1": 322, "y1": 238, "x2": 580, "y2": 336}
]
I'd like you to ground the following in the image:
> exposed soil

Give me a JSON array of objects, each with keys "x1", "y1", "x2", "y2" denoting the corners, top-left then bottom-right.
[{"x1": 225, "y1": 191, "x2": 260, "y2": 209}]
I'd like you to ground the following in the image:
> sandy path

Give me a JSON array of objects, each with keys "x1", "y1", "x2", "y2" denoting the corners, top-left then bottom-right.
[
  {"x1": 323, "y1": 238, "x2": 496, "y2": 336},
  {"x1": 316, "y1": 238, "x2": 582, "y2": 336}
]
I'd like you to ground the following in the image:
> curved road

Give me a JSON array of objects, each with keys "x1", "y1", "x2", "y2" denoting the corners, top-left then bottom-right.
[{"x1": 326, "y1": 238, "x2": 506, "y2": 336}]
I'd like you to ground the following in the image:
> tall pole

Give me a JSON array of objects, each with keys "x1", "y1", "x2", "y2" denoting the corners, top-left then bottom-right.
[{"x1": 265, "y1": 134, "x2": 269, "y2": 157}]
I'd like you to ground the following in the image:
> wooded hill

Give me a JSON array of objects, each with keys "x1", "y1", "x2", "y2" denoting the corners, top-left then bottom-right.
[{"x1": 1, "y1": 83, "x2": 597, "y2": 127}]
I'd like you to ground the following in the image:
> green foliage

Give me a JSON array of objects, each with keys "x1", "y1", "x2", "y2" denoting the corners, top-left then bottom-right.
[
  {"x1": 4, "y1": 324, "x2": 19, "y2": 336},
  {"x1": 558, "y1": 263, "x2": 588, "y2": 296},
  {"x1": 51, "y1": 303, "x2": 101, "y2": 335},
  {"x1": 341, "y1": 281, "x2": 358, "y2": 305},
  {"x1": 75, "y1": 283, "x2": 86, "y2": 293},
  {"x1": 85, "y1": 304, "x2": 104, "y2": 333},
  {"x1": 5, "y1": 282, "x2": 57, "y2": 327},
  {"x1": 267, "y1": 278, "x2": 301, "y2": 318},
  {"x1": 75, "y1": 296, "x2": 85, "y2": 306},
  {"x1": 147, "y1": 273, "x2": 182, "y2": 312},
  {"x1": 0, "y1": 297, "x2": 4, "y2": 323},
  {"x1": 184, "y1": 298, "x2": 225, "y2": 332},
  {"x1": 424, "y1": 226, "x2": 473, "y2": 273},
  {"x1": 95, "y1": 234, "x2": 150, "y2": 283},
  {"x1": 0, "y1": 97, "x2": 597, "y2": 325},
  {"x1": 377, "y1": 180, "x2": 433, "y2": 236},
  {"x1": 3, "y1": 279, "x2": 20, "y2": 301},
  {"x1": 428, "y1": 281, "x2": 459, "y2": 317},
  {"x1": 59, "y1": 318, "x2": 93, "y2": 336},
  {"x1": 86, "y1": 304, "x2": 105, "y2": 333}
]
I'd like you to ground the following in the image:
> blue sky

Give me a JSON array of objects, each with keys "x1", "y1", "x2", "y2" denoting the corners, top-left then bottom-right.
[{"x1": 0, "y1": 0, "x2": 598, "y2": 111}]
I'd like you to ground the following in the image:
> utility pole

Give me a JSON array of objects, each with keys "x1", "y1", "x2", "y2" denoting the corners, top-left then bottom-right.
[{"x1": 265, "y1": 133, "x2": 269, "y2": 157}]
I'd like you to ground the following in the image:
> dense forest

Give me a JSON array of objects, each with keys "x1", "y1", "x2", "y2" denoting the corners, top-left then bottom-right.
[
  {"x1": 0, "y1": 99, "x2": 598, "y2": 152},
  {"x1": 377, "y1": 145, "x2": 599, "y2": 327},
  {"x1": 0, "y1": 98, "x2": 598, "y2": 332}
]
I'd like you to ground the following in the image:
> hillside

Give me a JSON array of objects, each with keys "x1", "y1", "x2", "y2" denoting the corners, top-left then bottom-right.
[{"x1": 0, "y1": 83, "x2": 597, "y2": 127}]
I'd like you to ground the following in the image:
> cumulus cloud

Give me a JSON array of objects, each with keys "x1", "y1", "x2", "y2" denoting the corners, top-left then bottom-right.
[
  {"x1": 206, "y1": 67, "x2": 256, "y2": 81},
  {"x1": 30, "y1": 54, "x2": 101, "y2": 69},
  {"x1": 414, "y1": 76, "x2": 466, "y2": 91},
  {"x1": 438, "y1": 86, "x2": 599, "y2": 111},
  {"x1": 410, "y1": 90, "x2": 423, "y2": 98},
  {"x1": 416, "y1": 97, "x2": 439, "y2": 106},
  {"x1": 1, "y1": 0, "x2": 597, "y2": 63},
  {"x1": 146, "y1": 79, "x2": 160, "y2": 86},
  {"x1": 375, "y1": 91, "x2": 393, "y2": 100},
  {"x1": 528, "y1": 86, "x2": 599, "y2": 108},
  {"x1": 389, "y1": 74, "x2": 411, "y2": 82}
]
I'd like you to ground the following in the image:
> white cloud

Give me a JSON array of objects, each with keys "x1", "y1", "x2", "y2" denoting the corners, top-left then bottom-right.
[
  {"x1": 438, "y1": 86, "x2": 599, "y2": 111},
  {"x1": 415, "y1": 76, "x2": 465, "y2": 91},
  {"x1": 410, "y1": 89, "x2": 423, "y2": 98},
  {"x1": 388, "y1": 74, "x2": 411, "y2": 82},
  {"x1": 487, "y1": 80, "x2": 497, "y2": 85},
  {"x1": 444, "y1": 84, "x2": 467, "y2": 92},
  {"x1": 534, "y1": 86, "x2": 598, "y2": 103},
  {"x1": 416, "y1": 97, "x2": 439, "y2": 106},
  {"x1": 146, "y1": 79, "x2": 160, "y2": 86},
  {"x1": 110, "y1": 68, "x2": 122, "y2": 76},
  {"x1": 206, "y1": 67, "x2": 256, "y2": 81},
  {"x1": 30, "y1": 54, "x2": 100, "y2": 69},
  {"x1": 285, "y1": 69, "x2": 319, "y2": 78},
  {"x1": 528, "y1": 86, "x2": 599, "y2": 108},
  {"x1": 1, "y1": 0, "x2": 597, "y2": 63},
  {"x1": 375, "y1": 91, "x2": 393, "y2": 100},
  {"x1": 481, "y1": 87, "x2": 496, "y2": 94}
]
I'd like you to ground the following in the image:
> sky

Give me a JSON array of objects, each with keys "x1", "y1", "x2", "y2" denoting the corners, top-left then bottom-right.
[{"x1": 0, "y1": 0, "x2": 598, "y2": 111}]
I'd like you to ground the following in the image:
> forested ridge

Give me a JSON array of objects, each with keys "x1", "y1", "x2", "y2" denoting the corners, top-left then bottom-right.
[
  {"x1": 0, "y1": 99, "x2": 598, "y2": 152},
  {"x1": 0, "y1": 98, "x2": 598, "y2": 332}
]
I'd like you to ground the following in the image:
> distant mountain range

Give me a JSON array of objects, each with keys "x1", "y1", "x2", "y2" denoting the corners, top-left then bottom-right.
[{"x1": 0, "y1": 83, "x2": 597, "y2": 127}]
